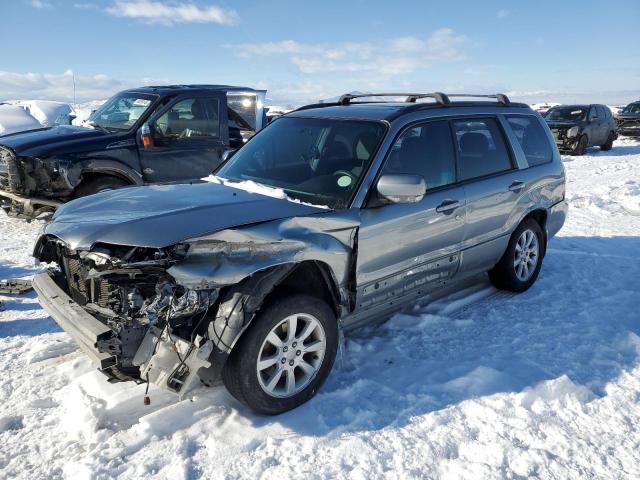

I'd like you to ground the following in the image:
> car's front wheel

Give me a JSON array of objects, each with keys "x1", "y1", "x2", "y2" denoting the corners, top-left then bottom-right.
[
  {"x1": 572, "y1": 135, "x2": 588, "y2": 155},
  {"x1": 222, "y1": 294, "x2": 338, "y2": 415},
  {"x1": 74, "y1": 175, "x2": 129, "y2": 198},
  {"x1": 489, "y1": 219, "x2": 544, "y2": 293}
]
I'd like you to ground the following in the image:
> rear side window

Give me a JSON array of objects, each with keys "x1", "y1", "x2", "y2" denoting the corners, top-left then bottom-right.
[
  {"x1": 382, "y1": 120, "x2": 456, "y2": 190},
  {"x1": 505, "y1": 115, "x2": 553, "y2": 167},
  {"x1": 597, "y1": 106, "x2": 607, "y2": 119},
  {"x1": 452, "y1": 118, "x2": 513, "y2": 181}
]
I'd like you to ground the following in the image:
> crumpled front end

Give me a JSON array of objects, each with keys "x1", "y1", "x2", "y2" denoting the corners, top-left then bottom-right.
[
  {"x1": 617, "y1": 116, "x2": 640, "y2": 136},
  {"x1": 548, "y1": 126, "x2": 581, "y2": 153},
  {"x1": 0, "y1": 146, "x2": 71, "y2": 218},
  {"x1": 32, "y1": 211, "x2": 358, "y2": 396},
  {"x1": 33, "y1": 236, "x2": 222, "y2": 394}
]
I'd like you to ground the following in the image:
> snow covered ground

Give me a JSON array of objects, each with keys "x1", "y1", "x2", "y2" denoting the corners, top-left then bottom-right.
[{"x1": 1, "y1": 138, "x2": 639, "y2": 479}]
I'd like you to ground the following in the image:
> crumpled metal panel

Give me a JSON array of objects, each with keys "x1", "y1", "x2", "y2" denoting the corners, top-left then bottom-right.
[{"x1": 168, "y1": 210, "x2": 360, "y2": 289}]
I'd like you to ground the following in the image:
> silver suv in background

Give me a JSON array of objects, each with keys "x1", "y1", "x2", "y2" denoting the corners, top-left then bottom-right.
[{"x1": 32, "y1": 92, "x2": 567, "y2": 414}]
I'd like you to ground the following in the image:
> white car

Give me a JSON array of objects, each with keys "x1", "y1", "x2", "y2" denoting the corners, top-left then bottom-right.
[{"x1": 0, "y1": 104, "x2": 42, "y2": 136}]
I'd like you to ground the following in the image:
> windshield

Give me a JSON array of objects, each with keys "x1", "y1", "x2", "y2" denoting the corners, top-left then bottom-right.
[
  {"x1": 216, "y1": 116, "x2": 386, "y2": 209},
  {"x1": 88, "y1": 93, "x2": 158, "y2": 131},
  {"x1": 622, "y1": 103, "x2": 640, "y2": 114},
  {"x1": 544, "y1": 107, "x2": 587, "y2": 122}
]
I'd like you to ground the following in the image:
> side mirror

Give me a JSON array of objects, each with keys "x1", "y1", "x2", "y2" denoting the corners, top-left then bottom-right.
[
  {"x1": 140, "y1": 123, "x2": 153, "y2": 149},
  {"x1": 376, "y1": 174, "x2": 426, "y2": 204}
]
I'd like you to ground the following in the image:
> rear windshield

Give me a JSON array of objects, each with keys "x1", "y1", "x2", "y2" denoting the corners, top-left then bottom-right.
[
  {"x1": 217, "y1": 116, "x2": 386, "y2": 209},
  {"x1": 544, "y1": 107, "x2": 587, "y2": 122}
]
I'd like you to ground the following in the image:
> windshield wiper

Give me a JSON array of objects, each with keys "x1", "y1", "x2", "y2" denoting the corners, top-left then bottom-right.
[{"x1": 86, "y1": 121, "x2": 111, "y2": 134}]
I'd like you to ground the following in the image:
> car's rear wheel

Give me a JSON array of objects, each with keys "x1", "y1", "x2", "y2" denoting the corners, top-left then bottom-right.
[
  {"x1": 489, "y1": 219, "x2": 544, "y2": 293},
  {"x1": 222, "y1": 294, "x2": 338, "y2": 415},
  {"x1": 600, "y1": 131, "x2": 615, "y2": 151},
  {"x1": 572, "y1": 135, "x2": 588, "y2": 155},
  {"x1": 74, "y1": 176, "x2": 129, "y2": 198}
]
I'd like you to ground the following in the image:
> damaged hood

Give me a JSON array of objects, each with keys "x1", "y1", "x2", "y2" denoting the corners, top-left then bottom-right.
[
  {"x1": 44, "y1": 182, "x2": 326, "y2": 250},
  {"x1": 0, "y1": 125, "x2": 110, "y2": 156}
]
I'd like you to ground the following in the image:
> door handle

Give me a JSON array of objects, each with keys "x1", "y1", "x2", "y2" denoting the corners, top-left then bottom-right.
[
  {"x1": 508, "y1": 181, "x2": 525, "y2": 192},
  {"x1": 435, "y1": 199, "x2": 460, "y2": 213}
]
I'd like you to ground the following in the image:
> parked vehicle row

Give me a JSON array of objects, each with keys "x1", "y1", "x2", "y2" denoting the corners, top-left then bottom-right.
[
  {"x1": 0, "y1": 85, "x2": 266, "y2": 218},
  {"x1": 30, "y1": 92, "x2": 567, "y2": 414}
]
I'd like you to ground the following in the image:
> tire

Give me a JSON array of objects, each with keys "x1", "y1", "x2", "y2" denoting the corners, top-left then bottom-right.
[
  {"x1": 489, "y1": 218, "x2": 544, "y2": 293},
  {"x1": 571, "y1": 135, "x2": 588, "y2": 156},
  {"x1": 222, "y1": 294, "x2": 338, "y2": 415},
  {"x1": 73, "y1": 176, "x2": 129, "y2": 198},
  {"x1": 600, "y1": 131, "x2": 614, "y2": 151}
]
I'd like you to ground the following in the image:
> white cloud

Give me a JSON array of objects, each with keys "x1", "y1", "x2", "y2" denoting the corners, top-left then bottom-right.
[
  {"x1": 30, "y1": 0, "x2": 52, "y2": 8},
  {"x1": 105, "y1": 0, "x2": 239, "y2": 26},
  {"x1": 497, "y1": 9, "x2": 510, "y2": 19},
  {"x1": 0, "y1": 70, "x2": 143, "y2": 102},
  {"x1": 228, "y1": 29, "x2": 468, "y2": 75}
]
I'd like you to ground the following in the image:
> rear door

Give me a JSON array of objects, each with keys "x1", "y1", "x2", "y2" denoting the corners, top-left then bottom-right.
[
  {"x1": 139, "y1": 93, "x2": 228, "y2": 183},
  {"x1": 356, "y1": 120, "x2": 466, "y2": 315},
  {"x1": 587, "y1": 105, "x2": 606, "y2": 145},
  {"x1": 452, "y1": 117, "x2": 525, "y2": 274}
]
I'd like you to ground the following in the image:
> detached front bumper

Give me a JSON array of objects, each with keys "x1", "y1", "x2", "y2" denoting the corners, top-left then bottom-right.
[
  {"x1": 32, "y1": 272, "x2": 116, "y2": 369},
  {"x1": 0, "y1": 189, "x2": 62, "y2": 218}
]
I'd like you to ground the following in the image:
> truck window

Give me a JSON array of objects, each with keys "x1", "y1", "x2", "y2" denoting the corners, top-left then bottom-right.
[{"x1": 153, "y1": 97, "x2": 220, "y2": 141}]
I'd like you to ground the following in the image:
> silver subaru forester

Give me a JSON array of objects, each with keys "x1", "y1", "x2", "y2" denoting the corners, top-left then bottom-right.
[{"x1": 32, "y1": 92, "x2": 567, "y2": 414}]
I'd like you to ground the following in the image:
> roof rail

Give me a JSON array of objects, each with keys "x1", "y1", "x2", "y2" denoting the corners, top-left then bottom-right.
[
  {"x1": 445, "y1": 93, "x2": 511, "y2": 106},
  {"x1": 338, "y1": 92, "x2": 451, "y2": 106}
]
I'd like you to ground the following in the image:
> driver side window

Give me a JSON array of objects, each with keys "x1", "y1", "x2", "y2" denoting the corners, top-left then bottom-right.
[
  {"x1": 382, "y1": 120, "x2": 457, "y2": 190},
  {"x1": 153, "y1": 97, "x2": 220, "y2": 141}
]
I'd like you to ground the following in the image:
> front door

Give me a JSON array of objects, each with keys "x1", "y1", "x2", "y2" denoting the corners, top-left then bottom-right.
[
  {"x1": 139, "y1": 94, "x2": 227, "y2": 183},
  {"x1": 356, "y1": 120, "x2": 466, "y2": 317}
]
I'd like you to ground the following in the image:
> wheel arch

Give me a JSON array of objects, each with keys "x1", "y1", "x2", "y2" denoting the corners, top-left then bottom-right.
[
  {"x1": 209, "y1": 260, "x2": 342, "y2": 353},
  {"x1": 198, "y1": 260, "x2": 343, "y2": 386},
  {"x1": 520, "y1": 208, "x2": 548, "y2": 256}
]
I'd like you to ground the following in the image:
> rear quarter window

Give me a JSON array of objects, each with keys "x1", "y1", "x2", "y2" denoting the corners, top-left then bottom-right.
[{"x1": 505, "y1": 115, "x2": 553, "y2": 167}]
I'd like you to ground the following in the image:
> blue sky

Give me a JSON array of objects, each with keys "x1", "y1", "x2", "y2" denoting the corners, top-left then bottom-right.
[{"x1": 1, "y1": 0, "x2": 639, "y2": 105}]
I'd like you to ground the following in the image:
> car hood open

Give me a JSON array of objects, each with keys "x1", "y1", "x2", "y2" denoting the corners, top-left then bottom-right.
[{"x1": 43, "y1": 182, "x2": 326, "y2": 250}]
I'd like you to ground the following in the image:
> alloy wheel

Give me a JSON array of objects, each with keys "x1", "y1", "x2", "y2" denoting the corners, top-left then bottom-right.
[
  {"x1": 514, "y1": 229, "x2": 539, "y2": 281},
  {"x1": 256, "y1": 313, "x2": 327, "y2": 398}
]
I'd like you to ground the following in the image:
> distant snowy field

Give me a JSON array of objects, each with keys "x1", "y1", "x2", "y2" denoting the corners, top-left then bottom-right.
[{"x1": 1, "y1": 139, "x2": 639, "y2": 479}]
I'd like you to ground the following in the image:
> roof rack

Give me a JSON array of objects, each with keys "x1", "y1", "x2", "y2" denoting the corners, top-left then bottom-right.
[
  {"x1": 338, "y1": 92, "x2": 451, "y2": 106},
  {"x1": 445, "y1": 93, "x2": 511, "y2": 106},
  {"x1": 337, "y1": 92, "x2": 511, "y2": 106}
]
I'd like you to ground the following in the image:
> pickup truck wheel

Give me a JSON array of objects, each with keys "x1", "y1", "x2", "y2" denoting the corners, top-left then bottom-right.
[
  {"x1": 489, "y1": 219, "x2": 544, "y2": 293},
  {"x1": 74, "y1": 176, "x2": 129, "y2": 198},
  {"x1": 600, "y1": 131, "x2": 615, "y2": 151},
  {"x1": 572, "y1": 135, "x2": 588, "y2": 156},
  {"x1": 222, "y1": 294, "x2": 338, "y2": 415}
]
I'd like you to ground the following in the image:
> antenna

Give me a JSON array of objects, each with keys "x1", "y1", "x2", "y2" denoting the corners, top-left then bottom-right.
[{"x1": 72, "y1": 71, "x2": 77, "y2": 106}]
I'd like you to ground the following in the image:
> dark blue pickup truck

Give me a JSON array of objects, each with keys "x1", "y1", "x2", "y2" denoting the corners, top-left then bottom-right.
[{"x1": 0, "y1": 85, "x2": 266, "y2": 218}]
